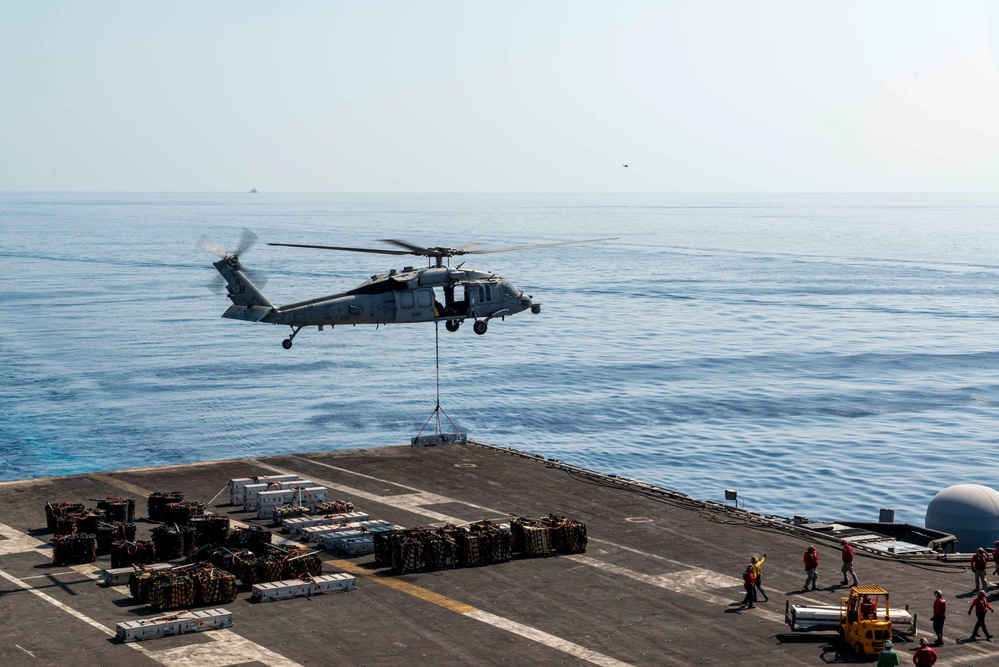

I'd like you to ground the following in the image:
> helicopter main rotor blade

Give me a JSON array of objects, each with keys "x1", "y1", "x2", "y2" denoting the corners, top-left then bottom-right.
[
  {"x1": 465, "y1": 237, "x2": 618, "y2": 254},
  {"x1": 267, "y1": 242, "x2": 413, "y2": 256},
  {"x1": 379, "y1": 239, "x2": 436, "y2": 256}
]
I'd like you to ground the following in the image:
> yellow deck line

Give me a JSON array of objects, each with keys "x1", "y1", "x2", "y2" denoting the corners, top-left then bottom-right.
[
  {"x1": 90, "y1": 473, "x2": 153, "y2": 498},
  {"x1": 327, "y1": 558, "x2": 477, "y2": 613}
]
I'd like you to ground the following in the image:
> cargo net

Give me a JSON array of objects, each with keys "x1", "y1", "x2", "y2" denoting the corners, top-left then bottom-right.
[
  {"x1": 151, "y1": 524, "x2": 199, "y2": 560},
  {"x1": 283, "y1": 551, "x2": 324, "y2": 580},
  {"x1": 44, "y1": 502, "x2": 85, "y2": 532},
  {"x1": 52, "y1": 533, "x2": 97, "y2": 565},
  {"x1": 511, "y1": 515, "x2": 587, "y2": 557},
  {"x1": 96, "y1": 497, "x2": 135, "y2": 523},
  {"x1": 111, "y1": 539, "x2": 157, "y2": 568},
  {"x1": 147, "y1": 492, "x2": 184, "y2": 521},
  {"x1": 96, "y1": 521, "x2": 137, "y2": 556},
  {"x1": 130, "y1": 564, "x2": 238, "y2": 609},
  {"x1": 54, "y1": 509, "x2": 106, "y2": 537},
  {"x1": 162, "y1": 501, "x2": 206, "y2": 526},
  {"x1": 225, "y1": 526, "x2": 273, "y2": 553},
  {"x1": 189, "y1": 515, "x2": 230, "y2": 548},
  {"x1": 380, "y1": 522, "x2": 512, "y2": 574}
]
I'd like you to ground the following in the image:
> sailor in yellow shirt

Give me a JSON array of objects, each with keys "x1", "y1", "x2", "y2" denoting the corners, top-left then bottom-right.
[{"x1": 749, "y1": 554, "x2": 768, "y2": 602}]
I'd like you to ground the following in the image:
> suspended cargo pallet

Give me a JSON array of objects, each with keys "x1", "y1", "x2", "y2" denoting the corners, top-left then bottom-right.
[
  {"x1": 115, "y1": 608, "x2": 233, "y2": 643},
  {"x1": 229, "y1": 475, "x2": 300, "y2": 505},
  {"x1": 251, "y1": 573, "x2": 356, "y2": 602}
]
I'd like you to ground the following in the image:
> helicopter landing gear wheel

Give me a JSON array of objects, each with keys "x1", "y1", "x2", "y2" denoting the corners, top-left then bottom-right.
[
  {"x1": 282, "y1": 325, "x2": 303, "y2": 349},
  {"x1": 473, "y1": 320, "x2": 488, "y2": 335},
  {"x1": 445, "y1": 319, "x2": 461, "y2": 332}
]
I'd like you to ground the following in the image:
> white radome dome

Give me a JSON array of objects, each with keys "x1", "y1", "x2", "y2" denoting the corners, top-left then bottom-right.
[{"x1": 925, "y1": 484, "x2": 999, "y2": 552}]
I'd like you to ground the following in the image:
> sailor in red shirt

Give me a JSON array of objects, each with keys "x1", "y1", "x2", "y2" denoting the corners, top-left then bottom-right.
[
  {"x1": 840, "y1": 539, "x2": 858, "y2": 586},
  {"x1": 971, "y1": 547, "x2": 990, "y2": 592},
  {"x1": 741, "y1": 565, "x2": 756, "y2": 609},
  {"x1": 803, "y1": 545, "x2": 819, "y2": 591},
  {"x1": 993, "y1": 540, "x2": 999, "y2": 576},
  {"x1": 930, "y1": 589, "x2": 946, "y2": 646},
  {"x1": 860, "y1": 594, "x2": 877, "y2": 620},
  {"x1": 912, "y1": 637, "x2": 938, "y2": 665},
  {"x1": 968, "y1": 589, "x2": 994, "y2": 641}
]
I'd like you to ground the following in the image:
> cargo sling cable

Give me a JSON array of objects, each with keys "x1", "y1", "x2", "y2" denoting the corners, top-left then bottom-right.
[{"x1": 412, "y1": 321, "x2": 464, "y2": 445}]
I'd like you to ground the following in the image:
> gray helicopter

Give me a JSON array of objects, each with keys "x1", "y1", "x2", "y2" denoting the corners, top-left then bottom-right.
[{"x1": 201, "y1": 230, "x2": 615, "y2": 349}]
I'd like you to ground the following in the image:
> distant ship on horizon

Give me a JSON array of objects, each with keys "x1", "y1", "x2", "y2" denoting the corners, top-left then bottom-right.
[{"x1": 249, "y1": 188, "x2": 258, "y2": 193}]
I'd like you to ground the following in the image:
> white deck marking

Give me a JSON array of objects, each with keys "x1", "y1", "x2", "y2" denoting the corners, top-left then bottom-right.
[
  {"x1": 464, "y1": 610, "x2": 648, "y2": 667},
  {"x1": 251, "y1": 460, "x2": 473, "y2": 524},
  {"x1": 0, "y1": 521, "x2": 47, "y2": 555},
  {"x1": 144, "y1": 629, "x2": 302, "y2": 667},
  {"x1": 0, "y1": 560, "x2": 303, "y2": 667},
  {"x1": 0, "y1": 567, "x2": 118, "y2": 637}
]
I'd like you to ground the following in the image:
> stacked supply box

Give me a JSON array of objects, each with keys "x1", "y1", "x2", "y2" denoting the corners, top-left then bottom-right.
[
  {"x1": 255, "y1": 487, "x2": 328, "y2": 519},
  {"x1": 300, "y1": 520, "x2": 383, "y2": 544},
  {"x1": 229, "y1": 475, "x2": 299, "y2": 505},
  {"x1": 314, "y1": 522, "x2": 401, "y2": 553},
  {"x1": 284, "y1": 511, "x2": 370, "y2": 535},
  {"x1": 251, "y1": 573, "x2": 356, "y2": 602},
  {"x1": 242, "y1": 480, "x2": 316, "y2": 511}
]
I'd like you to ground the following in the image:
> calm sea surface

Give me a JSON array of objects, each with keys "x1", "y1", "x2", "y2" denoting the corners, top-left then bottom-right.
[{"x1": 2, "y1": 192, "x2": 998, "y2": 524}]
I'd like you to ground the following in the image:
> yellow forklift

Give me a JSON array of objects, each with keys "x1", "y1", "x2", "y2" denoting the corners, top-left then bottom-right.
[
  {"x1": 786, "y1": 585, "x2": 915, "y2": 656},
  {"x1": 839, "y1": 586, "x2": 897, "y2": 655}
]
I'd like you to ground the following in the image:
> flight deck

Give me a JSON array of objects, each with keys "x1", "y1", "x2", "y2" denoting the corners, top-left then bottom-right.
[{"x1": 0, "y1": 441, "x2": 994, "y2": 666}]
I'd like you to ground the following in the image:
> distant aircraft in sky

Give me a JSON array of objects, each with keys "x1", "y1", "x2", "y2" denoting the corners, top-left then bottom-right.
[{"x1": 622, "y1": 164, "x2": 629, "y2": 168}]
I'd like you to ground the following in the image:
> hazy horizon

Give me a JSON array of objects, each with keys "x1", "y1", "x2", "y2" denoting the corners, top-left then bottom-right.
[{"x1": 4, "y1": 1, "x2": 999, "y2": 192}]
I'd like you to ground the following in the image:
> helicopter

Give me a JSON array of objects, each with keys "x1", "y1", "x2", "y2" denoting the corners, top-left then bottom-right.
[{"x1": 201, "y1": 230, "x2": 615, "y2": 349}]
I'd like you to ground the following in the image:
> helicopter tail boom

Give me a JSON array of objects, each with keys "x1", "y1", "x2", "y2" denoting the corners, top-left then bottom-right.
[{"x1": 213, "y1": 256, "x2": 274, "y2": 320}]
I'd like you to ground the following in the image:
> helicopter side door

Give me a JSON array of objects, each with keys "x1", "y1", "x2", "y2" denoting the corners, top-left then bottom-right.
[
  {"x1": 395, "y1": 287, "x2": 437, "y2": 323},
  {"x1": 465, "y1": 281, "x2": 495, "y2": 318}
]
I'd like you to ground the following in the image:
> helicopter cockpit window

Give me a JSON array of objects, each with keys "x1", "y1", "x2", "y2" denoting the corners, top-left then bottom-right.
[
  {"x1": 477, "y1": 285, "x2": 494, "y2": 302},
  {"x1": 499, "y1": 279, "x2": 517, "y2": 297}
]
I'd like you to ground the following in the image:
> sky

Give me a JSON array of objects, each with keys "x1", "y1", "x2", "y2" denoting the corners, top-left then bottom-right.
[{"x1": 3, "y1": 1, "x2": 999, "y2": 192}]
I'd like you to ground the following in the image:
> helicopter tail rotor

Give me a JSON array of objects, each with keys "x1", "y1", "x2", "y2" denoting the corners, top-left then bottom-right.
[{"x1": 199, "y1": 228, "x2": 268, "y2": 294}]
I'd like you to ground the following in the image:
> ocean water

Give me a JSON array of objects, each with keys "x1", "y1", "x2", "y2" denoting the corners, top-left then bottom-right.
[{"x1": 2, "y1": 191, "x2": 998, "y2": 525}]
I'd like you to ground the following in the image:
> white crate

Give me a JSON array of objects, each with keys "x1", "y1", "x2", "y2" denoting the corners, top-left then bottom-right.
[
  {"x1": 242, "y1": 480, "x2": 316, "y2": 510},
  {"x1": 251, "y1": 573, "x2": 356, "y2": 602},
  {"x1": 302, "y1": 520, "x2": 379, "y2": 544},
  {"x1": 116, "y1": 608, "x2": 233, "y2": 642},
  {"x1": 314, "y1": 522, "x2": 397, "y2": 550},
  {"x1": 230, "y1": 475, "x2": 299, "y2": 504},
  {"x1": 341, "y1": 536, "x2": 376, "y2": 555},
  {"x1": 103, "y1": 562, "x2": 174, "y2": 587},
  {"x1": 284, "y1": 512, "x2": 370, "y2": 534},
  {"x1": 255, "y1": 487, "x2": 328, "y2": 518}
]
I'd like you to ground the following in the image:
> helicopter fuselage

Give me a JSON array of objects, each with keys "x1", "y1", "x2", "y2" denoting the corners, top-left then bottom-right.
[{"x1": 214, "y1": 258, "x2": 540, "y2": 346}]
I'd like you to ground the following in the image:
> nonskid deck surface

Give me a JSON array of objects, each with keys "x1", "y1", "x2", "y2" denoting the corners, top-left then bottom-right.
[{"x1": 0, "y1": 442, "x2": 995, "y2": 666}]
